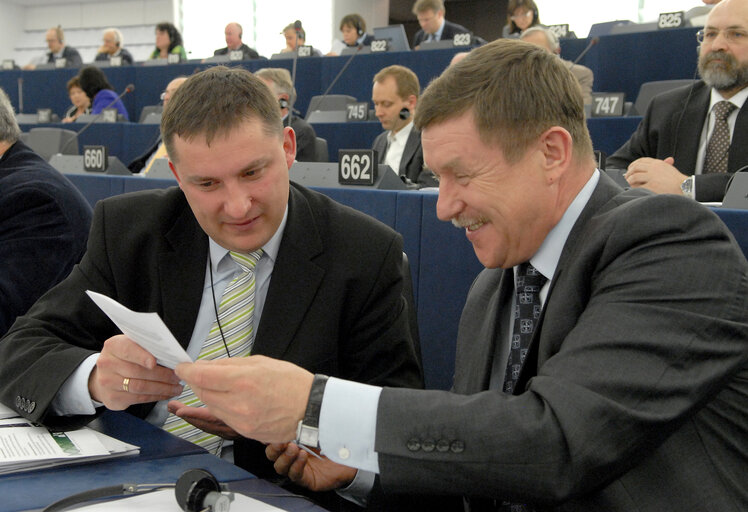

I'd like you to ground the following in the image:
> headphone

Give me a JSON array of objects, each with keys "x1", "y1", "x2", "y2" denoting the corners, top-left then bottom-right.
[
  {"x1": 279, "y1": 98, "x2": 289, "y2": 109},
  {"x1": 42, "y1": 468, "x2": 233, "y2": 512},
  {"x1": 355, "y1": 19, "x2": 364, "y2": 36},
  {"x1": 399, "y1": 107, "x2": 410, "y2": 120}
]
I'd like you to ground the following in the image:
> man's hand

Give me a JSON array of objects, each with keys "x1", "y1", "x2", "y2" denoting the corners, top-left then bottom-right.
[
  {"x1": 89, "y1": 334, "x2": 183, "y2": 410},
  {"x1": 624, "y1": 157, "x2": 687, "y2": 195},
  {"x1": 167, "y1": 400, "x2": 240, "y2": 439},
  {"x1": 266, "y1": 443, "x2": 357, "y2": 491},
  {"x1": 175, "y1": 355, "x2": 314, "y2": 443}
]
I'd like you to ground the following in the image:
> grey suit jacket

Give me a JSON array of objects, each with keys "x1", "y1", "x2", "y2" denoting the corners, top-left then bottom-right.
[
  {"x1": 0, "y1": 183, "x2": 423, "y2": 485},
  {"x1": 373, "y1": 174, "x2": 748, "y2": 511},
  {"x1": 372, "y1": 127, "x2": 438, "y2": 188},
  {"x1": 607, "y1": 80, "x2": 748, "y2": 202}
]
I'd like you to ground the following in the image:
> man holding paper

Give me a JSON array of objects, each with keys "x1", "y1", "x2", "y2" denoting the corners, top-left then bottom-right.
[{"x1": 0, "y1": 66, "x2": 422, "y2": 506}]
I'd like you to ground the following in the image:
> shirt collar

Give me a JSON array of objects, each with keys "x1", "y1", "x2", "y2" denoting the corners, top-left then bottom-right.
[
  {"x1": 389, "y1": 118, "x2": 414, "y2": 141},
  {"x1": 433, "y1": 19, "x2": 446, "y2": 39},
  {"x1": 710, "y1": 85, "x2": 748, "y2": 111},
  {"x1": 208, "y1": 203, "x2": 289, "y2": 274},
  {"x1": 529, "y1": 169, "x2": 600, "y2": 281}
]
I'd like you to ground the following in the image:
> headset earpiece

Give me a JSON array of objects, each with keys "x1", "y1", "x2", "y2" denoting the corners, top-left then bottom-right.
[
  {"x1": 356, "y1": 21, "x2": 364, "y2": 36},
  {"x1": 399, "y1": 108, "x2": 410, "y2": 120},
  {"x1": 279, "y1": 98, "x2": 289, "y2": 109}
]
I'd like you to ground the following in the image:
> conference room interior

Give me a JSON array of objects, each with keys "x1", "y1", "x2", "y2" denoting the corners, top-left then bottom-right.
[{"x1": 1, "y1": 0, "x2": 747, "y2": 511}]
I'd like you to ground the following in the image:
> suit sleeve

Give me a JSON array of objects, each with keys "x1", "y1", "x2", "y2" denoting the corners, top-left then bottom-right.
[
  {"x1": 605, "y1": 100, "x2": 658, "y2": 170},
  {"x1": 373, "y1": 196, "x2": 748, "y2": 503}
]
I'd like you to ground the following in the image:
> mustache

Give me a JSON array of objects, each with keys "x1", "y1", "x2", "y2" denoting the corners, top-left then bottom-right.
[{"x1": 701, "y1": 50, "x2": 737, "y2": 67}]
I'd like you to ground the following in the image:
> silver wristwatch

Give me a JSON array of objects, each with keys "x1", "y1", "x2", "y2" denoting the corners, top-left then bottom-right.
[{"x1": 680, "y1": 175, "x2": 695, "y2": 199}]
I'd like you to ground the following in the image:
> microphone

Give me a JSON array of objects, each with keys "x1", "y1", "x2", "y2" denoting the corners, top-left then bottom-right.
[
  {"x1": 309, "y1": 43, "x2": 364, "y2": 118},
  {"x1": 569, "y1": 37, "x2": 598, "y2": 67},
  {"x1": 59, "y1": 84, "x2": 134, "y2": 155}
]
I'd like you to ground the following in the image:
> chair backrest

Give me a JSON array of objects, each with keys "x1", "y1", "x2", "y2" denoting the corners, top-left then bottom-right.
[
  {"x1": 314, "y1": 137, "x2": 328, "y2": 162},
  {"x1": 305, "y1": 95, "x2": 356, "y2": 118},
  {"x1": 24, "y1": 127, "x2": 79, "y2": 160},
  {"x1": 631, "y1": 79, "x2": 696, "y2": 116},
  {"x1": 138, "y1": 105, "x2": 163, "y2": 123}
]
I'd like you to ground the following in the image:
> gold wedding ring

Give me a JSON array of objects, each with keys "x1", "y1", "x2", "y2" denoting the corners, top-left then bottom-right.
[{"x1": 122, "y1": 377, "x2": 130, "y2": 393}]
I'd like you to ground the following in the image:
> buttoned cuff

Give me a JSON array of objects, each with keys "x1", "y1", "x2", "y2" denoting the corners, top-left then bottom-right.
[
  {"x1": 336, "y1": 469, "x2": 375, "y2": 507},
  {"x1": 318, "y1": 377, "x2": 381, "y2": 474}
]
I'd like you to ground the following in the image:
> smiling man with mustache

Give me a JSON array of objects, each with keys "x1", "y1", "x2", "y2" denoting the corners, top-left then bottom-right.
[{"x1": 607, "y1": 0, "x2": 748, "y2": 202}]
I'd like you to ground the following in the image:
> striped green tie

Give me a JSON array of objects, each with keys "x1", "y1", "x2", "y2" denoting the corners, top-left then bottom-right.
[{"x1": 164, "y1": 250, "x2": 262, "y2": 453}]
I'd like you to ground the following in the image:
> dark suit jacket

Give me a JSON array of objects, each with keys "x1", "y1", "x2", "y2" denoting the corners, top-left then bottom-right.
[
  {"x1": 47, "y1": 46, "x2": 82, "y2": 67},
  {"x1": 287, "y1": 115, "x2": 317, "y2": 162},
  {"x1": 214, "y1": 43, "x2": 260, "y2": 60},
  {"x1": 606, "y1": 81, "x2": 748, "y2": 202},
  {"x1": 372, "y1": 127, "x2": 437, "y2": 188},
  {"x1": 373, "y1": 174, "x2": 748, "y2": 511},
  {"x1": 0, "y1": 183, "x2": 422, "y2": 493},
  {"x1": 94, "y1": 48, "x2": 134, "y2": 65},
  {"x1": 0, "y1": 140, "x2": 92, "y2": 336},
  {"x1": 413, "y1": 20, "x2": 471, "y2": 48}
]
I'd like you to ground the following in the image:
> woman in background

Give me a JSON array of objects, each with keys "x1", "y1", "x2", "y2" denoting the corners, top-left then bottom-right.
[
  {"x1": 503, "y1": 0, "x2": 541, "y2": 37},
  {"x1": 61, "y1": 76, "x2": 90, "y2": 123},
  {"x1": 77, "y1": 66, "x2": 129, "y2": 121},
  {"x1": 149, "y1": 22, "x2": 187, "y2": 60}
]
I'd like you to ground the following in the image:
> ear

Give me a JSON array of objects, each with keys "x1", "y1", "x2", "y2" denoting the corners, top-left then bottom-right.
[
  {"x1": 405, "y1": 94, "x2": 417, "y2": 111},
  {"x1": 537, "y1": 126, "x2": 573, "y2": 185},
  {"x1": 283, "y1": 126, "x2": 297, "y2": 167}
]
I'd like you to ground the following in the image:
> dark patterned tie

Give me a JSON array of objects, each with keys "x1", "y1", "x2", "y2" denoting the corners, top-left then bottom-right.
[
  {"x1": 703, "y1": 101, "x2": 737, "y2": 174},
  {"x1": 498, "y1": 263, "x2": 547, "y2": 512}
]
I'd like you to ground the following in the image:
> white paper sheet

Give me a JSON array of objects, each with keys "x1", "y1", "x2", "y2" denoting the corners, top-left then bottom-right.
[{"x1": 86, "y1": 291, "x2": 192, "y2": 369}]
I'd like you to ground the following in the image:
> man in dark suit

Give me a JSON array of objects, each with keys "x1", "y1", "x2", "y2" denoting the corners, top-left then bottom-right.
[
  {"x1": 255, "y1": 67, "x2": 318, "y2": 162},
  {"x1": 0, "y1": 67, "x2": 422, "y2": 506},
  {"x1": 371, "y1": 65, "x2": 437, "y2": 188},
  {"x1": 411, "y1": 0, "x2": 471, "y2": 50},
  {"x1": 0, "y1": 87, "x2": 92, "y2": 337},
  {"x1": 607, "y1": 0, "x2": 748, "y2": 202},
  {"x1": 213, "y1": 22, "x2": 261, "y2": 60},
  {"x1": 176, "y1": 40, "x2": 748, "y2": 511}
]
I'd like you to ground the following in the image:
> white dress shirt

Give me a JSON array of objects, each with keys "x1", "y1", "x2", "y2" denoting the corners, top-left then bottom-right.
[
  {"x1": 694, "y1": 86, "x2": 748, "y2": 174},
  {"x1": 384, "y1": 120, "x2": 414, "y2": 176}
]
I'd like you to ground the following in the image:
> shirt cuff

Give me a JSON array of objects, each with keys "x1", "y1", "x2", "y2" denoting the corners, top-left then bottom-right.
[
  {"x1": 49, "y1": 353, "x2": 102, "y2": 415},
  {"x1": 336, "y1": 469, "x2": 375, "y2": 507},
  {"x1": 318, "y1": 377, "x2": 381, "y2": 474}
]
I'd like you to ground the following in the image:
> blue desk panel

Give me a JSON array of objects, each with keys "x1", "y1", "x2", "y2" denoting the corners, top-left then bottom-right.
[{"x1": 62, "y1": 175, "x2": 748, "y2": 391}]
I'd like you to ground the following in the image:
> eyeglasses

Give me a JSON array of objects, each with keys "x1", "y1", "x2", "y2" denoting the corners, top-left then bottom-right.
[
  {"x1": 697, "y1": 28, "x2": 748, "y2": 44},
  {"x1": 510, "y1": 11, "x2": 533, "y2": 22}
]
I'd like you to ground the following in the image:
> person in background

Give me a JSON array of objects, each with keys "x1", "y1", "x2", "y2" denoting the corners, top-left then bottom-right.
[
  {"x1": 521, "y1": 26, "x2": 594, "y2": 106},
  {"x1": 0, "y1": 86, "x2": 92, "y2": 337},
  {"x1": 61, "y1": 76, "x2": 90, "y2": 123},
  {"x1": 128, "y1": 76, "x2": 187, "y2": 174},
  {"x1": 254, "y1": 68, "x2": 318, "y2": 162},
  {"x1": 280, "y1": 22, "x2": 323, "y2": 56},
  {"x1": 94, "y1": 28, "x2": 134, "y2": 65},
  {"x1": 411, "y1": 0, "x2": 471, "y2": 50},
  {"x1": 23, "y1": 26, "x2": 82, "y2": 70},
  {"x1": 213, "y1": 22, "x2": 260, "y2": 60},
  {"x1": 77, "y1": 66, "x2": 129, "y2": 121},
  {"x1": 502, "y1": 0, "x2": 541, "y2": 38},
  {"x1": 606, "y1": 0, "x2": 748, "y2": 202},
  {"x1": 371, "y1": 65, "x2": 437, "y2": 188},
  {"x1": 149, "y1": 22, "x2": 187, "y2": 61},
  {"x1": 328, "y1": 14, "x2": 374, "y2": 56}
]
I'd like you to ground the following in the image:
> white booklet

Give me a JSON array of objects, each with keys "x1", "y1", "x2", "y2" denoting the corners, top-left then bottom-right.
[
  {"x1": 86, "y1": 291, "x2": 192, "y2": 369},
  {"x1": 0, "y1": 417, "x2": 139, "y2": 475}
]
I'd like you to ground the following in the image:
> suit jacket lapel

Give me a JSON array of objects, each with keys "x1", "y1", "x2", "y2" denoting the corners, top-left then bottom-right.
[
  {"x1": 158, "y1": 192, "x2": 208, "y2": 348},
  {"x1": 373, "y1": 132, "x2": 387, "y2": 164},
  {"x1": 252, "y1": 186, "x2": 325, "y2": 359},
  {"x1": 399, "y1": 129, "x2": 420, "y2": 176},
  {"x1": 728, "y1": 100, "x2": 748, "y2": 172},
  {"x1": 674, "y1": 82, "x2": 710, "y2": 171},
  {"x1": 515, "y1": 174, "x2": 624, "y2": 391}
]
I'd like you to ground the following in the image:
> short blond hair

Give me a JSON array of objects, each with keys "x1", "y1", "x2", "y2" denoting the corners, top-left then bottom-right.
[{"x1": 373, "y1": 65, "x2": 420, "y2": 100}]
